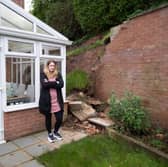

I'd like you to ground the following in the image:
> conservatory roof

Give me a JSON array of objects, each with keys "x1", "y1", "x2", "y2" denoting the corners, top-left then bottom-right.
[{"x1": 0, "y1": 0, "x2": 72, "y2": 45}]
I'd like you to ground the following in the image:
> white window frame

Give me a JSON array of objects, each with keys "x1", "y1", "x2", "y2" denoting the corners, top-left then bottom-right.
[
  {"x1": 2, "y1": 38, "x2": 66, "y2": 112},
  {"x1": 0, "y1": 36, "x2": 5, "y2": 143},
  {"x1": 41, "y1": 43, "x2": 62, "y2": 57},
  {"x1": 3, "y1": 37, "x2": 38, "y2": 112},
  {"x1": 6, "y1": 37, "x2": 35, "y2": 57},
  {"x1": 40, "y1": 42, "x2": 66, "y2": 100}
]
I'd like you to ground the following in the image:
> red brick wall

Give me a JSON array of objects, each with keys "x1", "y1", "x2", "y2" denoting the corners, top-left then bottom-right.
[
  {"x1": 4, "y1": 108, "x2": 45, "y2": 140},
  {"x1": 95, "y1": 7, "x2": 168, "y2": 129},
  {"x1": 12, "y1": 0, "x2": 24, "y2": 8},
  {"x1": 4, "y1": 102, "x2": 68, "y2": 141}
]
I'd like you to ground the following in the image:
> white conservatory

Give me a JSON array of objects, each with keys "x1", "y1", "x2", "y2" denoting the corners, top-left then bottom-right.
[{"x1": 0, "y1": 0, "x2": 71, "y2": 143}]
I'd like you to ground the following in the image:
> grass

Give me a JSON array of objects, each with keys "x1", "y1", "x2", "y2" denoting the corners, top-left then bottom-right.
[
  {"x1": 67, "y1": 30, "x2": 111, "y2": 57},
  {"x1": 67, "y1": 39, "x2": 103, "y2": 57},
  {"x1": 38, "y1": 135, "x2": 168, "y2": 167}
]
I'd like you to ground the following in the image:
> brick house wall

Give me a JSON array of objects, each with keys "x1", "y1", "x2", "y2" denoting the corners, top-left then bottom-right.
[
  {"x1": 12, "y1": 0, "x2": 24, "y2": 8},
  {"x1": 95, "y1": 6, "x2": 168, "y2": 129},
  {"x1": 4, "y1": 109, "x2": 45, "y2": 140},
  {"x1": 4, "y1": 102, "x2": 68, "y2": 141}
]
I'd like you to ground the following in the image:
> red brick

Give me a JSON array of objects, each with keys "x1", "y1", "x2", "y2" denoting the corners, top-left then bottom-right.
[
  {"x1": 4, "y1": 108, "x2": 43, "y2": 140},
  {"x1": 95, "y1": 7, "x2": 168, "y2": 130},
  {"x1": 4, "y1": 102, "x2": 68, "y2": 141},
  {"x1": 12, "y1": 0, "x2": 24, "y2": 8}
]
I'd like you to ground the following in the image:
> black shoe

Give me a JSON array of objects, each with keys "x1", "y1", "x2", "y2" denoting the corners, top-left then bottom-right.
[
  {"x1": 53, "y1": 131, "x2": 63, "y2": 140},
  {"x1": 48, "y1": 133, "x2": 55, "y2": 143}
]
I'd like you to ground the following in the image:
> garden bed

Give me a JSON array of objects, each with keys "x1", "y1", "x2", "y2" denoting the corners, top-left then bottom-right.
[{"x1": 106, "y1": 127, "x2": 168, "y2": 161}]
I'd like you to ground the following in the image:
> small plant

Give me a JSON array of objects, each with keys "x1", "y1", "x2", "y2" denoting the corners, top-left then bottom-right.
[
  {"x1": 66, "y1": 69, "x2": 89, "y2": 95},
  {"x1": 150, "y1": 139, "x2": 166, "y2": 150},
  {"x1": 155, "y1": 127, "x2": 164, "y2": 134},
  {"x1": 109, "y1": 92, "x2": 151, "y2": 135}
]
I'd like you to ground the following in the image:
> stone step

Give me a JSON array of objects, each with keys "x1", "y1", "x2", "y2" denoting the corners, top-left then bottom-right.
[
  {"x1": 69, "y1": 101, "x2": 82, "y2": 111},
  {"x1": 88, "y1": 117, "x2": 114, "y2": 127},
  {"x1": 69, "y1": 101, "x2": 97, "y2": 121}
]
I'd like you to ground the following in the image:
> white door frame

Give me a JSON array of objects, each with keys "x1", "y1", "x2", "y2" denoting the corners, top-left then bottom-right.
[
  {"x1": 0, "y1": 37, "x2": 5, "y2": 144},
  {"x1": 0, "y1": 87, "x2": 5, "y2": 144}
]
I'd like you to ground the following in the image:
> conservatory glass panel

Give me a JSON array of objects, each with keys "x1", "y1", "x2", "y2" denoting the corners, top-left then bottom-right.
[
  {"x1": 8, "y1": 40, "x2": 34, "y2": 53},
  {"x1": 6, "y1": 57, "x2": 35, "y2": 106},
  {"x1": 42, "y1": 45, "x2": 61, "y2": 56},
  {"x1": 37, "y1": 26, "x2": 51, "y2": 36},
  {"x1": 0, "y1": 3, "x2": 33, "y2": 31}
]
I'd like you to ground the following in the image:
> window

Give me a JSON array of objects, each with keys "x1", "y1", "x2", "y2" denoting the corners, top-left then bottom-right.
[
  {"x1": 42, "y1": 45, "x2": 61, "y2": 56},
  {"x1": 3, "y1": 38, "x2": 65, "y2": 111},
  {"x1": 0, "y1": 3, "x2": 33, "y2": 31},
  {"x1": 37, "y1": 26, "x2": 51, "y2": 36},
  {"x1": 6, "y1": 57, "x2": 35, "y2": 106},
  {"x1": 8, "y1": 40, "x2": 34, "y2": 53}
]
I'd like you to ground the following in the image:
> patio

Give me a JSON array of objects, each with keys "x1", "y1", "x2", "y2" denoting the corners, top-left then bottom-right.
[{"x1": 0, "y1": 129, "x2": 87, "y2": 167}]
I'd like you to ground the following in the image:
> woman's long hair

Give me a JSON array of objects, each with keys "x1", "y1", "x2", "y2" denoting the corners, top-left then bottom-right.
[{"x1": 43, "y1": 60, "x2": 58, "y2": 79}]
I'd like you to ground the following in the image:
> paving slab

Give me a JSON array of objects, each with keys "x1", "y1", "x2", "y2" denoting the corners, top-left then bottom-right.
[
  {"x1": 0, "y1": 142, "x2": 19, "y2": 156},
  {"x1": 0, "y1": 150, "x2": 32, "y2": 167},
  {"x1": 69, "y1": 101, "x2": 97, "y2": 121},
  {"x1": 0, "y1": 162, "x2": 3, "y2": 167},
  {"x1": 33, "y1": 131, "x2": 48, "y2": 142},
  {"x1": 47, "y1": 141, "x2": 65, "y2": 150},
  {"x1": 60, "y1": 138, "x2": 73, "y2": 146},
  {"x1": 12, "y1": 136, "x2": 41, "y2": 148},
  {"x1": 88, "y1": 117, "x2": 114, "y2": 127},
  {"x1": 24, "y1": 142, "x2": 50, "y2": 157},
  {"x1": 61, "y1": 129, "x2": 76, "y2": 137},
  {"x1": 46, "y1": 143, "x2": 59, "y2": 151},
  {"x1": 0, "y1": 130, "x2": 88, "y2": 167},
  {"x1": 33, "y1": 131, "x2": 47, "y2": 138},
  {"x1": 72, "y1": 132, "x2": 88, "y2": 141},
  {"x1": 69, "y1": 101, "x2": 82, "y2": 111},
  {"x1": 18, "y1": 160, "x2": 44, "y2": 167}
]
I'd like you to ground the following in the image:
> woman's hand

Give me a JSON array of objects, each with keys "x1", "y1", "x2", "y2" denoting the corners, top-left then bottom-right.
[{"x1": 44, "y1": 78, "x2": 48, "y2": 82}]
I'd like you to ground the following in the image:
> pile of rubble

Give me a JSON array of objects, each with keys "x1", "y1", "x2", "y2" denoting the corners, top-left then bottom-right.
[{"x1": 63, "y1": 92, "x2": 114, "y2": 135}]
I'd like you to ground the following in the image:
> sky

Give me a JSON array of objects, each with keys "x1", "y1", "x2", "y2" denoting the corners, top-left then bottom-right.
[{"x1": 24, "y1": 0, "x2": 33, "y2": 12}]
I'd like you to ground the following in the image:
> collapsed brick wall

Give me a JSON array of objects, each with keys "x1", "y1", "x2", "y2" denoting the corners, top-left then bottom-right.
[
  {"x1": 95, "y1": 6, "x2": 168, "y2": 129},
  {"x1": 12, "y1": 0, "x2": 24, "y2": 8}
]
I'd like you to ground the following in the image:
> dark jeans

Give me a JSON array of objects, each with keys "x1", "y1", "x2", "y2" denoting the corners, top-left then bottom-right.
[{"x1": 45, "y1": 111, "x2": 63, "y2": 134}]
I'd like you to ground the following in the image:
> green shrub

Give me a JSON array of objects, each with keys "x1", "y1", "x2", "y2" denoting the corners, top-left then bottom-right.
[
  {"x1": 32, "y1": 0, "x2": 83, "y2": 40},
  {"x1": 66, "y1": 70, "x2": 89, "y2": 95},
  {"x1": 72, "y1": 0, "x2": 154, "y2": 34},
  {"x1": 32, "y1": 0, "x2": 167, "y2": 40},
  {"x1": 109, "y1": 92, "x2": 151, "y2": 134},
  {"x1": 150, "y1": 139, "x2": 166, "y2": 149}
]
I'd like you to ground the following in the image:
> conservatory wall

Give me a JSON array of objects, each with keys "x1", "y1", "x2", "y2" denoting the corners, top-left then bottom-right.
[
  {"x1": 0, "y1": 37, "x2": 67, "y2": 141},
  {"x1": 0, "y1": 0, "x2": 71, "y2": 142}
]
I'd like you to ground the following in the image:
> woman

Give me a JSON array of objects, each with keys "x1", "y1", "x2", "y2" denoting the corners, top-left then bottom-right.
[{"x1": 39, "y1": 60, "x2": 64, "y2": 143}]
